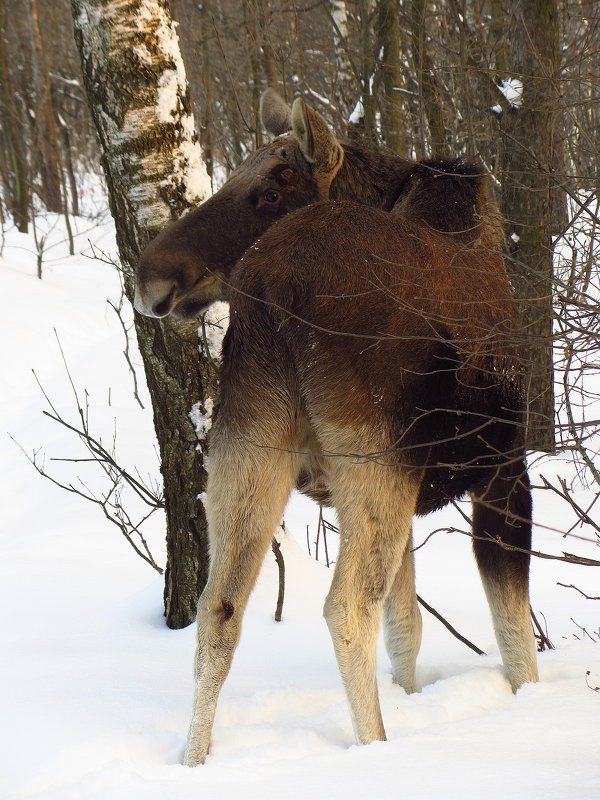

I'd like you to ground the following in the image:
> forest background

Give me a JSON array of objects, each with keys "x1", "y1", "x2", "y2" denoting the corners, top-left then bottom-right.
[
  {"x1": 1, "y1": 1, "x2": 599, "y2": 796},
  {"x1": 0, "y1": 0, "x2": 598, "y2": 634}
]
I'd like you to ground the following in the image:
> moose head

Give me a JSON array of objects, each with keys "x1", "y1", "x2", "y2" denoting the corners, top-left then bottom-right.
[{"x1": 134, "y1": 90, "x2": 344, "y2": 320}]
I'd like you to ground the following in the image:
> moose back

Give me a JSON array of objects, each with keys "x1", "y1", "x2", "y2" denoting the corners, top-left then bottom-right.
[{"x1": 134, "y1": 92, "x2": 538, "y2": 766}]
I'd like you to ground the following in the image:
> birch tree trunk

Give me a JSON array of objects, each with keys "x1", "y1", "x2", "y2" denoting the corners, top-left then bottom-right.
[
  {"x1": 330, "y1": 0, "x2": 354, "y2": 108},
  {"x1": 71, "y1": 0, "x2": 215, "y2": 628}
]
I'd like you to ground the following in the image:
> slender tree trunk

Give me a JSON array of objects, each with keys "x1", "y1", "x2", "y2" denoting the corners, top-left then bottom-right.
[
  {"x1": 330, "y1": 0, "x2": 354, "y2": 108},
  {"x1": 409, "y1": 0, "x2": 448, "y2": 156},
  {"x1": 243, "y1": 0, "x2": 265, "y2": 147},
  {"x1": 257, "y1": 0, "x2": 280, "y2": 91},
  {"x1": 71, "y1": 0, "x2": 215, "y2": 628},
  {"x1": 29, "y1": 0, "x2": 63, "y2": 213},
  {"x1": 0, "y1": 5, "x2": 29, "y2": 233},
  {"x1": 357, "y1": 0, "x2": 377, "y2": 144},
  {"x1": 58, "y1": 120, "x2": 80, "y2": 217},
  {"x1": 198, "y1": 1, "x2": 214, "y2": 183},
  {"x1": 497, "y1": 0, "x2": 559, "y2": 451},
  {"x1": 289, "y1": 5, "x2": 304, "y2": 91},
  {"x1": 491, "y1": 0, "x2": 507, "y2": 75},
  {"x1": 376, "y1": 0, "x2": 405, "y2": 155}
]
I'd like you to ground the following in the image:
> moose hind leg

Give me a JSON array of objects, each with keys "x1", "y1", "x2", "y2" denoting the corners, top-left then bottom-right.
[
  {"x1": 184, "y1": 432, "x2": 300, "y2": 766},
  {"x1": 323, "y1": 458, "x2": 420, "y2": 745},
  {"x1": 383, "y1": 531, "x2": 422, "y2": 694},
  {"x1": 472, "y1": 458, "x2": 538, "y2": 691}
]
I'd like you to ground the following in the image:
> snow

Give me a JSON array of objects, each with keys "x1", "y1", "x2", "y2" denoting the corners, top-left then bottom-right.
[
  {"x1": 306, "y1": 87, "x2": 333, "y2": 108},
  {"x1": 137, "y1": 0, "x2": 211, "y2": 205},
  {"x1": 200, "y1": 300, "x2": 230, "y2": 361},
  {"x1": 1, "y1": 211, "x2": 599, "y2": 799},
  {"x1": 189, "y1": 398, "x2": 214, "y2": 441},
  {"x1": 349, "y1": 98, "x2": 364, "y2": 125},
  {"x1": 156, "y1": 69, "x2": 180, "y2": 122},
  {"x1": 497, "y1": 77, "x2": 524, "y2": 108}
]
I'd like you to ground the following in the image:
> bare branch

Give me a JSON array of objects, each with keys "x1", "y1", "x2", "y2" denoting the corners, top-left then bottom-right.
[
  {"x1": 557, "y1": 583, "x2": 600, "y2": 601},
  {"x1": 271, "y1": 535, "x2": 285, "y2": 622},
  {"x1": 530, "y1": 608, "x2": 554, "y2": 651},
  {"x1": 416, "y1": 594, "x2": 485, "y2": 656}
]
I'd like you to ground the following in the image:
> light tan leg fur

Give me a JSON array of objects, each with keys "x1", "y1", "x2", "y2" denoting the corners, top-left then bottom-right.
[
  {"x1": 383, "y1": 532, "x2": 422, "y2": 694},
  {"x1": 184, "y1": 433, "x2": 300, "y2": 766},
  {"x1": 479, "y1": 575, "x2": 539, "y2": 690},
  {"x1": 322, "y1": 447, "x2": 420, "y2": 745},
  {"x1": 471, "y1": 464, "x2": 538, "y2": 691}
]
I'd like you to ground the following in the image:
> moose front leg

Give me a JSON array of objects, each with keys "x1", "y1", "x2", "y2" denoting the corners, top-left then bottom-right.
[{"x1": 184, "y1": 434, "x2": 299, "y2": 766}]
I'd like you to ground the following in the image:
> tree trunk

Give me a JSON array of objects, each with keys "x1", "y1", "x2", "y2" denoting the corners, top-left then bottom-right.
[
  {"x1": 198, "y1": 0, "x2": 215, "y2": 183},
  {"x1": 29, "y1": 0, "x2": 63, "y2": 213},
  {"x1": 330, "y1": 0, "x2": 354, "y2": 109},
  {"x1": 58, "y1": 120, "x2": 80, "y2": 217},
  {"x1": 376, "y1": 0, "x2": 405, "y2": 155},
  {"x1": 0, "y1": 1, "x2": 29, "y2": 232},
  {"x1": 257, "y1": 0, "x2": 280, "y2": 91},
  {"x1": 409, "y1": 0, "x2": 449, "y2": 156},
  {"x1": 243, "y1": 0, "x2": 265, "y2": 148},
  {"x1": 490, "y1": 0, "x2": 506, "y2": 75},
  {"x1": 71, "y1": 0, "x2": 214, "y2": 628},
  {"x1": 357, "y1": 0, "x2": 377, "y2": 144},
  {"x1": 497, "y1": 0, "x2": 559, "y2": 451}
]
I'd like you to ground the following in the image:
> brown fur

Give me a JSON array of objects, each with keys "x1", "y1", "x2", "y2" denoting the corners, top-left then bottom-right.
[
  {"x1": 133, "y1": 94, "x2": 538, "y2": 765},
  {"x1": 226, "y1": 198, "x2": 523, "y2": 513}
]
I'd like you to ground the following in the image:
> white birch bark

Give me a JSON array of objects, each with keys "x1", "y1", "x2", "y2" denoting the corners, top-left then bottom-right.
[
  {"x1": 331, "y1": 0, "x2": 353, "y2": 82},
  {"x1": 72, "y1": 0, "x2": 210, "y2": 237},
  {"x1": 71, "y1": 0, "x2": 216, "y2": 629}
]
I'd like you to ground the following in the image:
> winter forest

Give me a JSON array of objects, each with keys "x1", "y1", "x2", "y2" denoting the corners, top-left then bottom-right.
[{"x1": 1, "y1": 0, "x2": 599, "y2": 797}]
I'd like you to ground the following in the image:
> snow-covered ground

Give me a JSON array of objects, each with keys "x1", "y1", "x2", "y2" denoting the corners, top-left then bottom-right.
[{"x1": 1, "y1": 212, "x2": 598, "y2": 800}]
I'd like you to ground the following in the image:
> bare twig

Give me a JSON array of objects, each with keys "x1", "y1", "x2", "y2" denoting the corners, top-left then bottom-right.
[
  {"x1": 12, "y1": 435, "x2": 163, "y2": 573},
  {"x1": 271, "y1": 536, "x2": 285, "y2": 622},
  {"x1": 530, "y1": 608, "x2": 554, "y2": 651},
  {"x1": 570, "y1": 619, "x2": 599, "y2": 642},
  {"x1": 416, "y1": 594, "x2": 486, "y2": 656},
  {"x1": 315, "y1": 506, "x2": 336, "y2": 567},
  {"x1": 12, "y1": 337, "x2": 164, "y2": 573},
  {"x1": 558, "y1": 583, "x2": 600, "y2": 600},
  {"x1": 462, "y1": 529, "x2": 600, "y2": 568},
  {"x1": 585, "y1": 672, "x2": 600, "y2": 692},
  {"x1": 107, "y1": 293, "x2": 145, "y2": 409}
]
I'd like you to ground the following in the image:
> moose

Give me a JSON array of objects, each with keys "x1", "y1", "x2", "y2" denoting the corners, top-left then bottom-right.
[{"x1": 134, "y1": 91, "x2": 538, "y2": 766}]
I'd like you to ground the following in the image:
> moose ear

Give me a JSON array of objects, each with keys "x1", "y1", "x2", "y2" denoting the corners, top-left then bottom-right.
[
  {"x1": 260, "y1": 89, "x2": 292, "y2": 137},
  {"x1": 291, "y1": 98, "x2": 344, "y2": 195}
]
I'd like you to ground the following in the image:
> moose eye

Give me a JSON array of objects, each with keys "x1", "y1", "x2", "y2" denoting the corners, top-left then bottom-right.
[{"x1": 264, "y1": 189, "x2": 280, "y2": 203}]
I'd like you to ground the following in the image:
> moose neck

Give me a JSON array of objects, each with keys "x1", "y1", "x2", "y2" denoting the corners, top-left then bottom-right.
[{"x1": 330, "y1": 143, "x2": 414, "y2": 211}]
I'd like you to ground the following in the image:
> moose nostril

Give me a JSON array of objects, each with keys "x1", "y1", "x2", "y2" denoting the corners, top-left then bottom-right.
[
  {"x1": 151, "y1": 284, "x2": 178, "y2": 317},
  {"x1": 153, "y1": 298, "x2": 171, "y2": 317}
]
